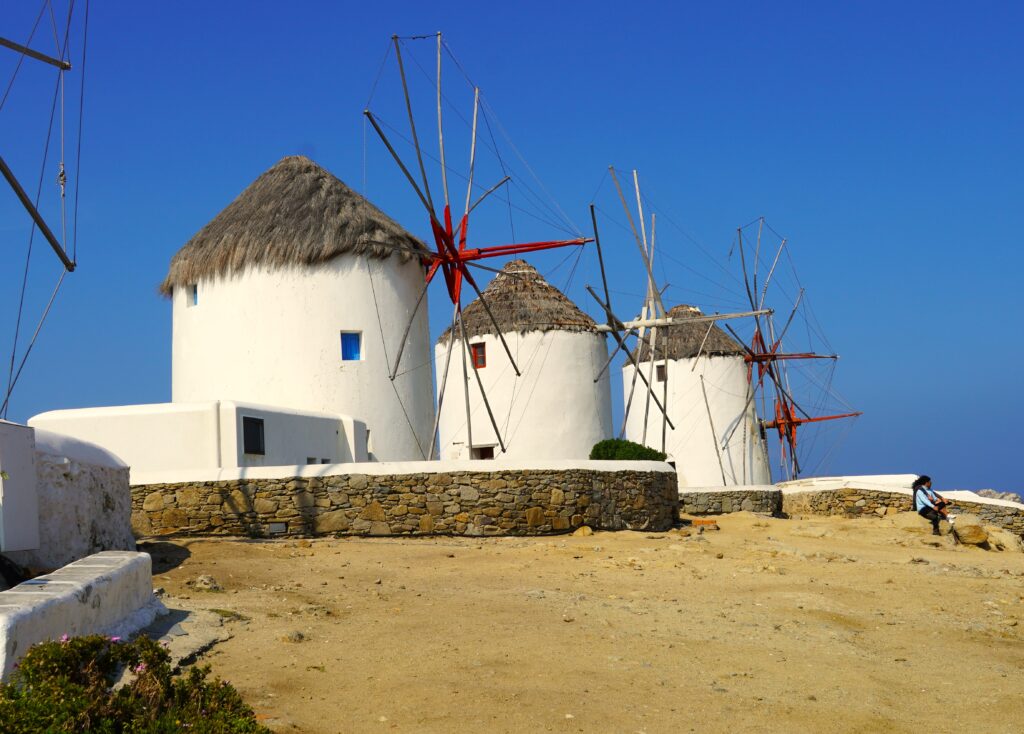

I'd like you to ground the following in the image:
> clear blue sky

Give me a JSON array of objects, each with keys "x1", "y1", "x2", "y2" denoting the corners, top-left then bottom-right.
[{"x1": 1, "y1": 2, "x2": 1021, "y2": 493}]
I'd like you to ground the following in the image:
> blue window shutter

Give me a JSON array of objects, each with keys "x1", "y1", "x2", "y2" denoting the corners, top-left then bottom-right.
[{"x1": 341, "y1": 332, "x2": 361, "y2": 361}]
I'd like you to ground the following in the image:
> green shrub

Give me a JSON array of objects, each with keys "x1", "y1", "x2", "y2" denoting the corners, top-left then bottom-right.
[
  {"x1": 589, "y1": 438, "x2": 667, "y2": 462},
  {"x1": 0, "y1": 634, "x2": 270, "y2": 733}
]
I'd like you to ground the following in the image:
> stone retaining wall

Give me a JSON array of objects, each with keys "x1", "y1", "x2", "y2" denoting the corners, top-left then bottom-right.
[
  {"x1": 782, "y1": 488, "x2": 1024, "y2": 537},
  {"x1": 679, "y1": 488, "x2": 781, "y2": 516},
  {"x1": 131, "y1": 468, "x2": 678, "y2": 538}
]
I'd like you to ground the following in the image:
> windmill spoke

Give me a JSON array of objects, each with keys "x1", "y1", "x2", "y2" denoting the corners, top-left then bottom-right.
[
  {"x1": 457, "y1": 304, "x2": 474, "y2": 456},
  {"x1": 759, "y1": 238, "x2": 786, "y2": 310},
  {"x1": 774, "y1": 289, "x2": 805, "y2": 346},
  {"x1": 589, "y1": 204, "x2": 613, "y2": 315},
  {"x1": 436, "y1": 32, "x2": 449, "y2": 209},
  {"x1": 753, "y1": 216, "x2": 763, "y2": 299},
  {"x1": 429, "y1": 301, "x2": 461, "y2": 460},
  {"x1": 459, "y1": 308, "x2": 506, "y2": 454},
  {"x1": 701, "y1": 375, "x2": 728, "y2": 484},
  {"x1": 463, "y1": 87, "x2": 480, "y2": 217},
  {"x1": 468, "y1": 175, "x2": 510, "y2": 214},
  {"x1": 593, "y1": 329, "x2": 636, "y2": 383},
  {"x1": 364, "y1": 111, "x2": 435, "y2": 219},
  {"x1": 461, "y1": 266, "x2": 521, "y2": 376},
  {"x1": 586, "y1": 286, "x2": 675, "y2": 431},
  {"x1": 621, "y1": 302, "x2": 648, "y2": 437},
  {"x1": 393, "y1": 35, "x2": 435, "y2": 213},
  {"x1": 389, "y1": 276, "x2": 431, "y2": 380},
  {"x1": 641, "y1": 324, "x2": 658, "y2": 445}
]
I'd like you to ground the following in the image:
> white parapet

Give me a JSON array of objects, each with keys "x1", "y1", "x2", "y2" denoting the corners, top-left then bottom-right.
[{"x1": 0, "y1": 551, "x2": 162, "y2": 680}]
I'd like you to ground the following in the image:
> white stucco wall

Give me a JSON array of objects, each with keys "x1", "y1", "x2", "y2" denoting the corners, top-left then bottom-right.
[
  {"x1": 0, "y1": 551, "x2": 161, "y2": 680},
  {"x1": 434, "y1": 330, "x2": 612, "y2": 460},
  {"x1": 8, "y1": 429, "x2": 135, "y2": 571},
  {"x1": 170, "y1": 257, "x2": 434, "y2": 461},
  {"x1": 0, "y1": 424, "x2": 133, "y2": 570},
  {"x1": 622, "y1": 355, "x2": 770, "y2": 488},
  {"x1": 30, "y1": 401, "x2": 367, "y2": 481}
]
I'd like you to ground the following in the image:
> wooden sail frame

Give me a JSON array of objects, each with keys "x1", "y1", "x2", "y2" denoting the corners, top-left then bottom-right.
[{"x1": 364, "y1": 33, "x2": 592, "y2": 459}]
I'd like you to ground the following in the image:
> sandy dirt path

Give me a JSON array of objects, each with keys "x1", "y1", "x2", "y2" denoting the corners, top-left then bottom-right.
[{"x1": 145, "y1": 513, "x2": 1024, "y2": 733}]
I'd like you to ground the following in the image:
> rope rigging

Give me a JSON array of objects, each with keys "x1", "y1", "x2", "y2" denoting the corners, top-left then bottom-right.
[{"x1": 1, "y1": 0, "x2": 89, "y2": 418}]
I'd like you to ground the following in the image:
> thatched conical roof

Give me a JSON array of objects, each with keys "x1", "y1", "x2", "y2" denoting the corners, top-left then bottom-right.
[
  {"x1": 161, "y1": 155, "x2": 426, "y2": 294},
  {"x1": 630, "y1": 304, "x2": 746, "y2": 361},
  {"x1": 438, "y1": 259, "x2": 597, "y2": 343}
]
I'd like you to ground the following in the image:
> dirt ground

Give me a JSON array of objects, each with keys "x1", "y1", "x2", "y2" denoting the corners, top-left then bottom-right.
[{"x1": 144, "y1": 513, "x2": 1024, "y2": 734}]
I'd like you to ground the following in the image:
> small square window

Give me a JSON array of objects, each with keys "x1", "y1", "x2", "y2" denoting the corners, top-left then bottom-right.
[
  {"x1": 341, "y1": 331, "x2": 362, "y2": 361},
  {"x1": 306, "y1": 457, "x2": 317, "y2": 465},
  {"x1": 321, "y1": 458, "x2": 330, "y2": 464},
  {"x1": 187, "y1": 284, "x2": 198, "y2": 307},
  {"x1": 471, "y1": 445, "x2": 495, "y2": 460},
  {"x1": 242, "y1": 417, "x2": 265, "y2": 455},
  {"x1": 470, "y1": 342, "x2": 486, "y2": 369},
  {"x1": 656, "y1": 364, "x2": 667, "y2": 382}
]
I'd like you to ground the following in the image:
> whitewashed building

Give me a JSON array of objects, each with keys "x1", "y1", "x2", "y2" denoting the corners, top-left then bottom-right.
[
  {"x1": 435, "y1": 260, "x2": 612, "y2": 460},
  {"x1": 622, "y1": 304, "x2": 770, "y2": 486},
  {"x1": 32, "y1": 156, "x2": 435, "y2": 473}
]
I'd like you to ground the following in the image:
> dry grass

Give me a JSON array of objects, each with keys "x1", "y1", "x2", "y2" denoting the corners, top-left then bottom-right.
[
  {"x1": 438, "y1": 259, "x2": 597, "y2": 342},
  {"x1": 161, "y1": 156, "x2": 426, "y2": 295}
]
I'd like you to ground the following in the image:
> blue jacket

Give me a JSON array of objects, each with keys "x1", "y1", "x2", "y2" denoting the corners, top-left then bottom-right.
[{"x1": 914, "y1": 486, "x2": 943, "y2": 511}]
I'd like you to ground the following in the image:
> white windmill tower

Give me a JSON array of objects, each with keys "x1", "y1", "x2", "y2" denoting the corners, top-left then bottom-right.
[
  {"x1": 586, "y1": 168, "x2": 773, "y2": 487},
  {"x1": 622, "y1": 304, "x2": 771, "y2": 485},
  {"x1": 434, "y1": 259, "x2": 612, "y2": 460},
  {"x1": 163, "y1": 155, "x2": 436, "y2": 462}
]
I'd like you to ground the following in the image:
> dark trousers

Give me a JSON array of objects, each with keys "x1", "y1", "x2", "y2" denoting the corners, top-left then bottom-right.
[{"x1": 918, "y1": 507, "x2": 941, "y2": 534}]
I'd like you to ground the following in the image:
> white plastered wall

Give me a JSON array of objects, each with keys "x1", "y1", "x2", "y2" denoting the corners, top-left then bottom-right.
[
  {"x1": 622, "y1": 355, "x2": 770, "y2": 487},
  {"x1": 435, "y1": 330, "x2": 612, "y2": 460},
  {"x1": 29, "y1": 401, "x2": 367, "y2": 480},
  {"x1": 0, "y1": 423, "x2": 134, "y2": 570},
  {"x1": 171, "y1": 256, "x2": 434, "y2": 461}
]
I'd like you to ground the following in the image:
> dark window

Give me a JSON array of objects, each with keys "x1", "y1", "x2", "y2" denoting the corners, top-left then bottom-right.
[
  {"x1": 656, "y1": 364, "x2": 667, "y2": 382},
  {"x1": 471, "y1": 445, "x2": 495, "y2": 460},
  {"x1": 471, "y1": 342, "x2": 486, "y2": 369},
  {"x1": 242, "y1": 417, "x2": 265, "y2": 455}
]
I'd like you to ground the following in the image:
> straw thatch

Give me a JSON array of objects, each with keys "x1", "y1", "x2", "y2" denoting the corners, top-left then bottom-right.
[
  {"x1": 630, "y1": 304, "x2": 746, "y2": 361},
  {"x1": 160, "y1": 155, "x2": 426, "y2": 294},
  {"x1": 438, "y1": 259, "x2": 597, "y2": 343}
]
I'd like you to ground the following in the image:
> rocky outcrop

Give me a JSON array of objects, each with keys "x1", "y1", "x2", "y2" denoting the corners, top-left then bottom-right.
[
  {"x1": 952, "y1": 514, "x2": 989, "y2": 546},
  {"x1": 130, "y1": 467, "x2": 678, "y2": 538}
]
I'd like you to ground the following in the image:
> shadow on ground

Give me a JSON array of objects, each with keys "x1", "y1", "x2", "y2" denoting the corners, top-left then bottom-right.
[{"x1": 137, "y1": 541, "x2": 192, "y2": 573}]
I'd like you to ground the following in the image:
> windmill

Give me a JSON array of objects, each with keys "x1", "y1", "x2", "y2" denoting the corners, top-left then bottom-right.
[
  {"x1": 587, "y1": 168, "x2": 772, "y2": 484},
  {"x1": 1, "y1": 1, "x2": 90, "y2": 418},
  {"x1": 363, "y1": 33, "x2": 592, "y2": 459},
  {"x1": 721, "y1": 218, "x2": 862, "y2": 481}
]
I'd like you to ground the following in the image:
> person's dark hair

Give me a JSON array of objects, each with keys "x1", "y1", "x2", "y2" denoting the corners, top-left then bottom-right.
[{"x1": 912, "y1": 475, "x2": 931, "y2": 490}]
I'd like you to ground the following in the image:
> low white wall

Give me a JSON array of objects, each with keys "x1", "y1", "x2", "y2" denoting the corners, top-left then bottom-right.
[
  {"x1": 0, "y1": 551, "x2": 162, "y2": 680},
  {"x1": 132, "y1": 458, "x2": 675, "y2": 487},
  {"x1": 6, "y1": 429, "x2": 135, "y2": 571},
  {"x1": 30, "y1": 400, "x2": 367, "y2": 480},
  {"x1": 778, "y1": 475, "x2": 1024, "y2": 510}
]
